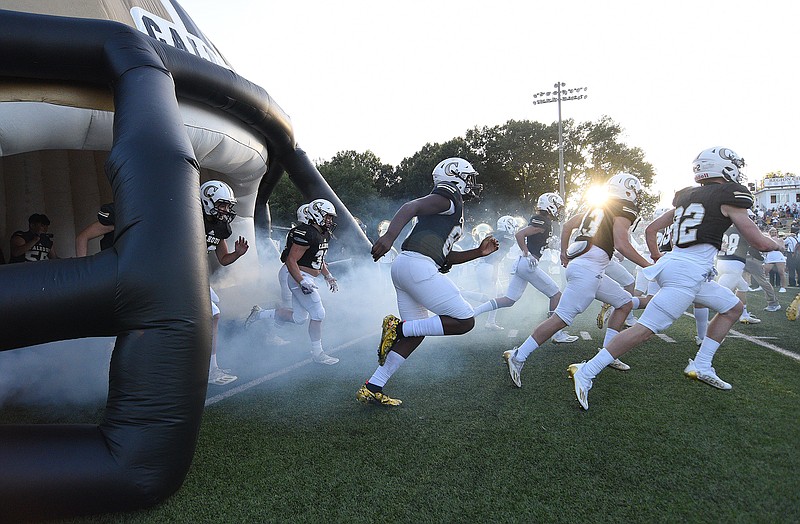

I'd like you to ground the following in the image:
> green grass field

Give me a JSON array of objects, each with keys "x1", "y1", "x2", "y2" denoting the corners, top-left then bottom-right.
[{"x1": 5, "y1": 280, "x2": 800, "y2": 523}]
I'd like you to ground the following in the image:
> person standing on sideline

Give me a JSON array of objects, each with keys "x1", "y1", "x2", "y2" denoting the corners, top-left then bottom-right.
[
  {"x1": 357, "y1": 157, "x2": 498, "y2": 406},
  {"x1": 783, "y1": 226, "x2": 798, "y2": 287},
  {"x1": 10, "y1": 213, "x2": 59, "y2": 262},
  {"x1": 246, "y1": 199, "x2": 341, "y2": 365},
  {"x1": 502, "y1": 174, "x2": 651, "y2": 388},
  {"x1": 202, "y1": 180, "x2": 249, "y2": 385},
  {"x1": 472, "y1": 193, "x2": 578, "y2": 343},
  {"x1": 763, "y1": 227, "x2": 788, "y2": 293},
  {"x1": 568, "y1": 147, "x2": 782, "y2": 410}
]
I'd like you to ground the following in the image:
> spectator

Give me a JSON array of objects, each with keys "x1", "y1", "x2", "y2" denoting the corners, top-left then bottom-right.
[
  {"x1": 785, "y1": 226, "x2": 799, "y2": 287},
  {"x1": 763, "y1": 227, "x2": 788, "y2": 292},
  {"x1": 9, "y1": 213, "x2": 59, "y2": 262}
]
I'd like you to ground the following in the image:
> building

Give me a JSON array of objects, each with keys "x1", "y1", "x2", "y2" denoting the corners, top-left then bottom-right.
[{"x1": 751, "y1": 175, "x2": 800, "y2": 210}]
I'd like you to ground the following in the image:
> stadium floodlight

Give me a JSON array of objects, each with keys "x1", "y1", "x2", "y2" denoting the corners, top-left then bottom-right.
[{"x1": 532, "y1": 82, "x2": 588, "y2": 200}]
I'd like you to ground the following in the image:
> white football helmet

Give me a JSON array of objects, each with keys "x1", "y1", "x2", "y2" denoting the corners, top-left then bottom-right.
[
  {"x1": 472, "y1": 223, "x2": 493, "y2": 244},
  {"x1": 432, "y1": 157, "x2": 482, "y2": 200},
  {"x1": 692, "y1": 147, "x2": 746, "y2": 184},
  {"x1": 607, "y1": 173, "x2": 642, "y2": 203},
  {"x1": 308, "y1": 198, "x2": 337, "y2": 230},
  {"x1": 296, "y1": 203, "x2": 310, "y2": 225},
  {"x1": 377, "y1": 220, "x2": 391, "y2": 236},
  {"x1": 536, "y1": 192, "x2": 565, "y2": 220},
  {"x1": 200, "y1": 180, "x2": 237, "y2": 223},
  {"x1": 496, "y1": 215, "x2": 518, "y2": 235}
]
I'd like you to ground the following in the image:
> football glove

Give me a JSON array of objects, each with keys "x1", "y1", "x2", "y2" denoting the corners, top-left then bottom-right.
[
  {"x1": 300, "y1": 277, "x2": 318, "y2": 295},
  {"x1": 325, "y1": 274, "x2": 339, "y2": 293},
  {"x1": 526, "y1": 254, "x2": 538, "y2": 269}
]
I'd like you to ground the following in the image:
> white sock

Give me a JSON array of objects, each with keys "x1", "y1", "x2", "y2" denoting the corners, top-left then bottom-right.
[
  {"x1": 310, "y1": 339, "x2": 323, "y2": 355},
  {"x1": 631, "y1": 297, "x2": 640, "y2": 309},
  {"x1": 209, "y1": 354, "x2": 218, "y2": 369},
  {"x1": 742, "y1": 306, "x2": 749, "y2": 317},
  {"x1": 583, "y1": 348, "x2": 615, "y2": 379},
  {"x1": 515, "y1": 336, "x2": 540, "y2": 362},
  {"x1": 403, "y1": 316, "x2": 445, "y2": 337},
  {"x1": 487, "y1": 309, "x2": 498, "y2": 325},
  {"x1": 694, "y1": 308, "x2": 709, "y2": 339},
  {"x1": 369, "y1": 351, "x2": 406, "y2": 387},
  {"x1": 695, "y1": 338, "x2": 721, "y2": 370},
  {"x1": 259, "y1": 309, "x2": 276, "y2": 320},
  {"x1": 473, "y1": 299, "x2": 497, "y2": 316},
  {"x1": 602, "y1": 328, "x2": 619, "y2": 349}
]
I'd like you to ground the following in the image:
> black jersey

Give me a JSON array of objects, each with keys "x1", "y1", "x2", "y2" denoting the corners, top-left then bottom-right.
[
  {"x1": 205, "y1": 214, "x2": 232, "y2": 251},
  {"x1": 280, "y1": 223, "x2": 329, "y2": 271},
  {"x1": 671, "y1": 182, "x2": 753, "y2": 250},
  {"x1": 525, "y1": 212, "x2": 553, "y2": 257},
  {"x1": 9, "y1": 230, "x2": 54, "y2": 262},
  {"x1": 98, "y1": 202, "x2": 116, "y2": 251},
  {"x1": 401, "y1": 182, "x2": 464, "y2": 269},
  {"x1": 718, "y1": 225, "x2": 750, "y2": 263},
  {"x1": 574, "y1": 198, "x2": 639, "y2": 259}
]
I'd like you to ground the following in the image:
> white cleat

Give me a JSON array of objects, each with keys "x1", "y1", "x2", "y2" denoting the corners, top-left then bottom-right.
[
  {"x1": 208, "y1": 366, "x2": 238, "y2": 386},
  {"x1": 567, "y1": 362, "x2": 592, "y2": 410},
  {"x1": 503, "y1": 349, "x2": 524, "y2": 388},
  {"x1": 607, "y1": 358, "x2": 630, "y2": 371},
  {"x1": 485, "y1": 322, "x2": 505, "y2": 331},
  {"x1": 552, "y1": 330, "x2": 579, "y2": 343},
  {"x1": 739, "y1": 313, "x2": 761, "y2": 324},
  {"x1": 763, "y1": 304, "x2": 781, "y2": 312},
  {"x1": 311, "y1": 351, "x2": 339, "y2": 365},
  {"x1": 683, "y1": 359, "x2": 732, "y2": 390}
]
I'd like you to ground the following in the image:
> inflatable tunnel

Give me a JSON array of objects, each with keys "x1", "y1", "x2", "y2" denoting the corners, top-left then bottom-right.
[{"x1": 0, "y1": 2, "x2": 370, "y2": 520}]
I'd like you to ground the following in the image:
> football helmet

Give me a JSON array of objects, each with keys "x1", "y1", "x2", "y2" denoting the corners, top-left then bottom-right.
[
  {"x1": 296, "y1": 203, "x2": 310, "y2": 225},
  {"x1": 607, "y1": 173, "x2": 642, "y2": 203},
  {"x1": 432, "y1": 158, "x2": 482, "y2": 200},
  {"x1": 308, "y1": 198, "x2": 337, "y2": 230},
  {"x1": 200, "y1": 180, "x2": 237, "y2": 223},
  {"x1": 377, "y1": 220, "x2": 391, "y2": 237},
  {"x1": 536, "y1": 192, "x2": 565, "y2": 220},
  {"x1": 496, "y1": 215, "x2": 518, "y2": 235},
  {"x1": 472, "y1": 223, "x2": 493, "y2": 244},
  {"x1": 692, "y1": 147, "x2": 746, "y2": 184}
]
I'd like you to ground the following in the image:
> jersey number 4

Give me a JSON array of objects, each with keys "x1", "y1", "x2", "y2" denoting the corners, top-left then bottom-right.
[{"x1": 672, "y1": 203, "x2": 705, "y2": 247}]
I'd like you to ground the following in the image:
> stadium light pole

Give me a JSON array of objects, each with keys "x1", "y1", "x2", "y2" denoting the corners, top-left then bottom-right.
[{"x1": 532, "y1": 82, "x2": 588, "y2": 200}]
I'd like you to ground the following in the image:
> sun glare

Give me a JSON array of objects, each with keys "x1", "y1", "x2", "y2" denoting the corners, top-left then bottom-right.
[{"x1": 584, "y1": 184, "x2": 608, "y2": 207}]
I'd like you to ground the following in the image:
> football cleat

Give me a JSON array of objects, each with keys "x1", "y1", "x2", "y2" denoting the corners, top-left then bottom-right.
[
  {"x1": 244, "y1": 305, "x2": 263, "y2": 330},
  {"x1": 607, "y1": 358, "x2": 630, "y2": 371},
  {"x1": 763, "y1": 304, "x2": 781, "y2": 312},
  {"x1": 683, "y1": 359, "x2": 732, "y2": 390},
  {"x1": 503, "y1": 349, "x2": 524, "y2": 388},
  {"x1": 208, "y1": 366, "x2": 237, "y2": 386},
  {"x1": 356, "y1": 384, "x2": 402, "y2": 406},
  {"x1": 738, "y1": 313, "x2": 761, "y2": 324},
  {"x1": 485, "y1": 322, "x2": 505, "y2": 331},
  {"x1": 779, "y1": 288, "x2": 787, "y2": 293},
  {"x1": 567, "y1": 362, "x2": 592, "y2": 410},
  {"x1": 378, "y1": 315, "x2": 402, "y2": 365},
  {"x1": 552, "y1": 330, "x2": 579, "y2": 343},
  {"x1": 787, "y1": 294, "x2": 800, "y2": 321},
  {"x1": 311, "y1": 351, "x2": 339, "y2": 365},
  {"x1": 596, "y1": 303, "x2": 612, "y2": 329}
]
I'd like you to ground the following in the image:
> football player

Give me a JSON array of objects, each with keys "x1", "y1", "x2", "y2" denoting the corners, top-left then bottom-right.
[
  {"x1": 569, "y1": 147, "x2": 783, "y2": 410},
  {"x1": 357, "y1": 157, "x2": 498, "y2": 406},
  {"x1": 503, "y1": 175, "x2": 651, "y2": 388},
  {"x1": 202, "y1": 180, "x2": 249, "y2": 386},
  {"x1": 717, "y1": 220, "x2": 761, "y2": 324},
  {"x1": 473, "y1": 193, "x2": 578, "y2": 343},
  {"x1": 467, "y1": 222, "x2": 505, "y2": 330},
  {"x1": 246, "y1": 199, "x2": 340, "y2": 365}
]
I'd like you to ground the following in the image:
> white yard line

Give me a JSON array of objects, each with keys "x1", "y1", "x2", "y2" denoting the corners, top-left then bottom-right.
[
  {"x1": 205, "y1": 333, "x2": 374, "y2": 406},
  {"x1": 682, "y1": 312, "x2": 800, "y2": 362}
]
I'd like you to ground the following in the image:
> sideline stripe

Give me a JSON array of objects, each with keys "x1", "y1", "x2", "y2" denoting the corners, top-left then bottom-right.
[
  {"x1": 682, "y1": 312, "x2": 800, "y2": 362},
  {"x1": 205, "y1": 333, "x2": 374, "y2": 406},
  {"x1": 655, "y1": 333, "x2": 675, "y2": 343}
]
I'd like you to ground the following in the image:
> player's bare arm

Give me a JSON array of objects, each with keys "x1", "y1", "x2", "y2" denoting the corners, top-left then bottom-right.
[
  {"x1": 515, "y1": 225, "x2": 544, "y2": 256},
  {"x1": 371, "y1": 194, "x2": 451, "y2": 261},
  {"x1": 645, "y1": 211, "x2": 674, "y2": 261},
  {"x1": 559, "y1": 213, "x2": 582, "y2": 266},
  {"x1": 613, "y1": 217, "x2": 651, "y2": 268},
  {"x1": 215, "y1": 236, "x2": 248, "y2": 266},
  {"x1": 724, "y1": 205, "x2": 782, "y2": 252},
  {"x1": 445, "y1": 235, "x2": 499, "y2": 265}
]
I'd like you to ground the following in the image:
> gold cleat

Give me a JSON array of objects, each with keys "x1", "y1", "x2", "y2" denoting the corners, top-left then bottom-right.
[
  {"x1": 378, "y1": 314, "x2": 401, "y2": 365},
  {"x1": 596, "y1": 303, "x2": 612, "y2": 329},
  {"x1": 356, "y1": 384, "x2": 402, "y2": 406},
  {"x1": 787, "y1": 293, "x2": 800, "y2": 321}
]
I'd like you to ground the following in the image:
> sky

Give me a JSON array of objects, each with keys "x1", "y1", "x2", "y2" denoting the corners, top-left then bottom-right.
[{"x1": 185, "y1": 0, "x2": 800, "y2": 205}]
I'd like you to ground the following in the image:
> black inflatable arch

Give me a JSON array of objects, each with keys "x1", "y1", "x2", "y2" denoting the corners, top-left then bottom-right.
[{"x1": 0, "y1": 8, "x2": 370, "y2": 521}]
